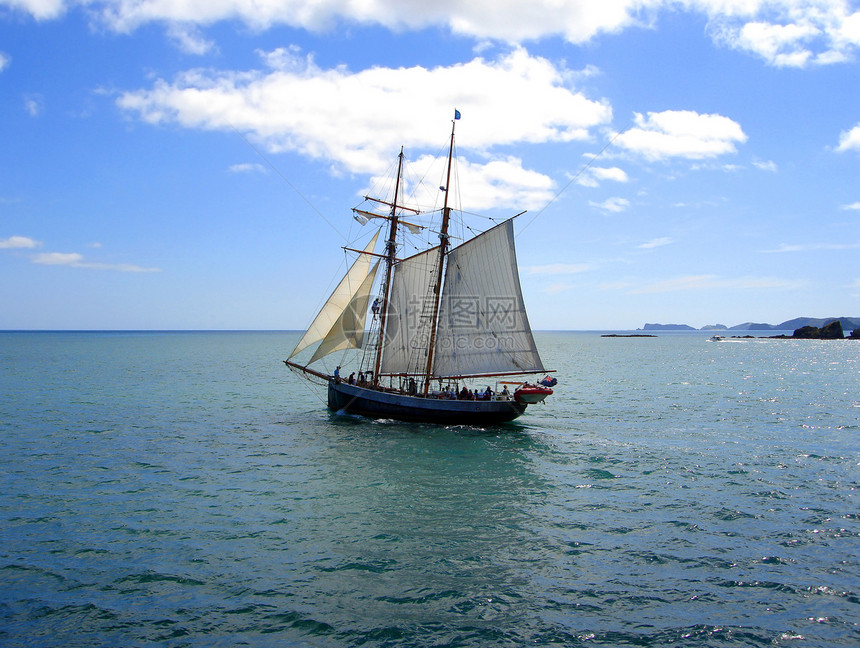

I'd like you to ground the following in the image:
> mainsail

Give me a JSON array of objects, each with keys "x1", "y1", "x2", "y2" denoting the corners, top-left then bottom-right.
[
  {"x1": 433, "y1": 219, "x2": 544, "y2": 377},
  {"x1": 378, "y1": 218, "x2": 544, "y2": 379},
  {"x1": 378, "y1": 246, "x2": 440, "y2": 375},
  {"x1": 289, "y1": 231, "x2": 379, "y2": 362}
]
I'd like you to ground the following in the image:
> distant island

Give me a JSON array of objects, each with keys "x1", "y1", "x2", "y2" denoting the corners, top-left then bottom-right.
[
  {"x1": 640, "y1": 317, "x2": 860, "y2": 339},
  {"x1": 640, "y1": 323, "x2": 697, "y2": 331},
  {"x1": 601, "y1": 333, "x2": 657, "y2": 338}
]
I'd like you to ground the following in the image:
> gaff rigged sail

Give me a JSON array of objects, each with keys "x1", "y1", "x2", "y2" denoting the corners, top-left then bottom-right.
[{"x1": 432, "y1": 219, "x2": 544, "y2": 378}]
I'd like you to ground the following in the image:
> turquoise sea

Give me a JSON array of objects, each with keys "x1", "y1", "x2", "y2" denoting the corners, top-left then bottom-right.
[{"x1": 1, "y1": 330, "x2": 858, "y2": 647}]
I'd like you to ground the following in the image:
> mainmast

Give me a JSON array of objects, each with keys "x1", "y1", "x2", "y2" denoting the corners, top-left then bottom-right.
[
  {"x1": 372, "y1": 147, "x2": 405, "y2": 386},
  {"x1": 422, "y1": 117, "x2": 457, "y2": 394}
]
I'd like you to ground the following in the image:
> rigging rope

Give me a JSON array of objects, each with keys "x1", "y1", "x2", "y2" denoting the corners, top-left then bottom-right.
[
  {"x1": 230, "y1": 125, "x2": 347, "y2": 242},
  {"x1": 284, "y1": 363, "x2": 329, "y2": 406},
  {"x1": 518, "y1": 125, "x2": 631, "y2": 237}
]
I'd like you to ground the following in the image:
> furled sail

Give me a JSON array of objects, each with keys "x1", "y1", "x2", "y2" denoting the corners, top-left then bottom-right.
[
  {"x1": 431, "y1": 219, "x2": 544, "y2": 377},
  {"x1": 289, "y1": 231, "x2": 379, "y2": 361},
  {"x1": 378, "y1": 245, "x2": 440, "y2": 375}
]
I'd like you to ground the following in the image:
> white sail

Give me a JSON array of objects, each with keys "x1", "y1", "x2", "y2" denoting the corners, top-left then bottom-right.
[
  {"x1": 308, "y1": 259, "x2": 380, "y2": 364},
  {"x1": 432, "y1": 219, "x2": 544, "y2": 377},
  {"x1": 378, "y1": 245, "x2": 440, "y2": 375},
  {"x1": 289, "y1": 231, "x2": 379, "y2": 360}
]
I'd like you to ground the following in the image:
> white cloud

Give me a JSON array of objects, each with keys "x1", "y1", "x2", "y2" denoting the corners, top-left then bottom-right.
[
  {"x1": 616, "y1": 110, "x2": 747, "y2": 161},
  {"x1": 383, "y1": 152, "x2": 556, "y2": 212},
  {"x1": 577, "y1": 165, "x2": 629, "y2": 187},
  {"x1": 592, "y1": 166, "x2": 628, "y2": 182},
  {"x1": 167, "y1": 23, "x2": 215, "y2": 55},
  {"x1": 8, "y1": 1, "x2": 859, "y2": 66},
  {"x1": 727, "y1": 20, "x2": 818, "y2": 67},
  {"x1": 0, "y1": 235, "x2": 41, "y2": 249},
  {"x1": 706, "y1": 1, "x2": 860, "y2": 67},
  {"x1": 753, "y1": 159, "x2": 777, "y2": 172},
  {"x1": 32, "y1": 251, "x2": 84, "y2": 265},
  {"x1": 73, "y1": 0, "x2": 655, "y2": 41},
  {"x1": 24, "y1": 94, "x2": 43, "y2": 116},
  {"x1": 837, "y1": 124, "x2": 860, "y2": 152},
  {"x1": 435, "y1": 0, "x2": 648, "y2": 43},
  {"x1": 1, "y1": 0, "x2": 67, "y2": 20},
  {"x1": 119, "y1": 48, "x2": 610, "y2": 209},
  {"x1": 638, "y1": 236, "x2": 674, "y2": 249},
  {"x1": 0, "y1": 52, "x2": 9, "y2": 72},
  {"x1": 528, "y1": 263, "x2": 590, "y2": 275},
  {"x1": 590, "y1": 197, "x2": 630, "y2": 212},
  {"x1": 841, "y1": 201, "x2": 860, "y2": 211},
  {"x1": 31, "y1": 250, "x2": 161, "y2": 271},
  {"x1": 443, "y1": 155, "x2": 556, "y2": 211},
  {"x1": 229, "y1": 162, "x2": 268, "y2": 174}
]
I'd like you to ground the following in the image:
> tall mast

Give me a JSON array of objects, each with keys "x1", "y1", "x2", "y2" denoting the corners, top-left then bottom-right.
[
  {"x1": 422, "y1": 118, "x2": 457, "y2": 394},
  {"x1": 372, "y1": 147, "x2": 405, "y2": 386}
]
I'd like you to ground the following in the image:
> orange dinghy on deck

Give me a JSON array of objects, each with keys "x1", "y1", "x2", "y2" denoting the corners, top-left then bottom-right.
[{"x1": 514, "y1": 384, "x2": 554, "y2": 405}]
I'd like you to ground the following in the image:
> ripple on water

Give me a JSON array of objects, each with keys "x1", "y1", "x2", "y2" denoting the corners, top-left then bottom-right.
[{"x1": 1, "y1": 331, "x2": 858, "y2": 647}]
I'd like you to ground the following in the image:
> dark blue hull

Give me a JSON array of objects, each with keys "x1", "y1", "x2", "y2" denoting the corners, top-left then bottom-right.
[{"x1": 327, "y1": 381, "x2": 527, "y2": 424}]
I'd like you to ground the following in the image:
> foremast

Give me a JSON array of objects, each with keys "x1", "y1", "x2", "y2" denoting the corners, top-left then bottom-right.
[
  {"x1": 372, "y1": 147, "x2": 406, "y2": 387},
  {"x1": 422, "y1": 118, "x2": 457, "y2": 395}
]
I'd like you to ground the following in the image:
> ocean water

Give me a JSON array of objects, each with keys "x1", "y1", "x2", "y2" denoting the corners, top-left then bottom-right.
[{"x1": 1, "y1": 330, "x2": 858, "y2": 647}]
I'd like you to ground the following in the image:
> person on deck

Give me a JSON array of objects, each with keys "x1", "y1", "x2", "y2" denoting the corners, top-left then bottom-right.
[
  {"x1": 334, "y1": 366, "x2": 341, "y2": 382},
  {"x1": 348, "y1": 372, "x2": 356, "y2": 385}
]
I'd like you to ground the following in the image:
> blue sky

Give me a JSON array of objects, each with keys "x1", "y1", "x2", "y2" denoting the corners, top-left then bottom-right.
[{"x1": 1, "y1": 0, "x2": 858, "y2": 330}]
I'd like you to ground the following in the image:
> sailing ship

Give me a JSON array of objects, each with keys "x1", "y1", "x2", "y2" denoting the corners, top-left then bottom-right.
[{"x1": 284, "y1": 114, "x2": 555, "y2": 424}]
